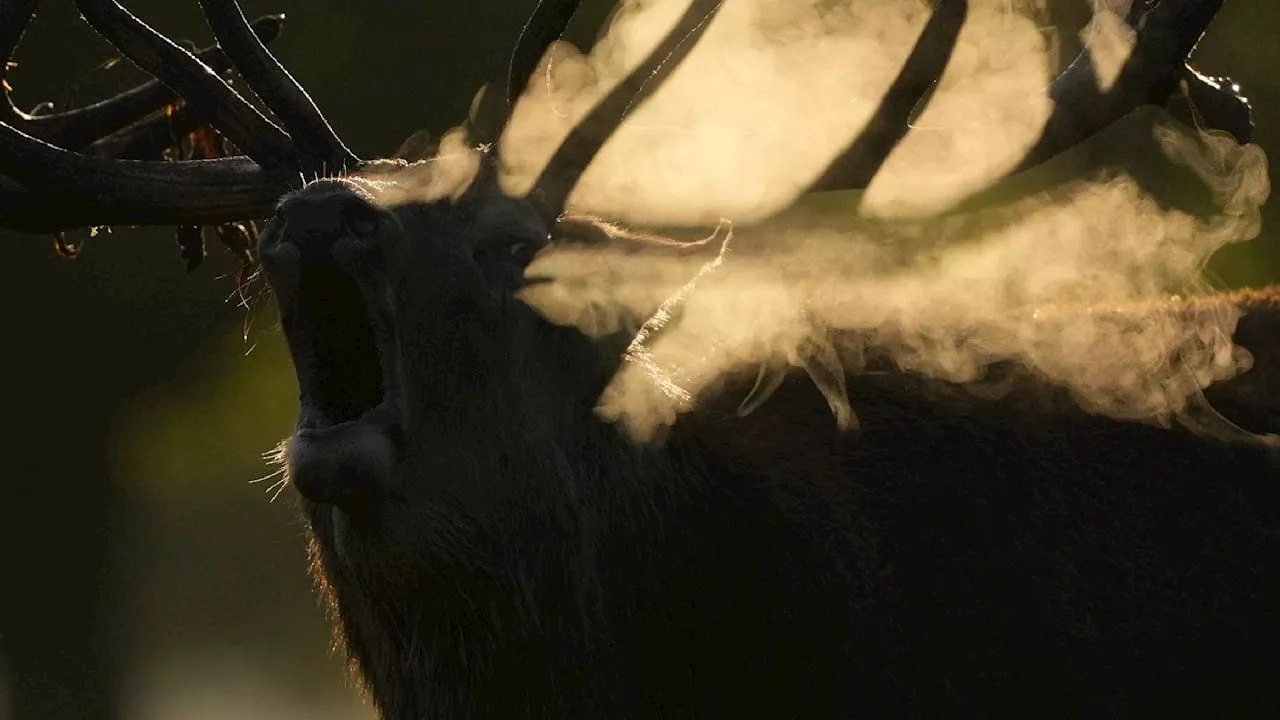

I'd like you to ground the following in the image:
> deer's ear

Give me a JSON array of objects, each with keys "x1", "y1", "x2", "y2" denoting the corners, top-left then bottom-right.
[
  {"x1": 393, "y1": 130, "x2": 437, "y2": 163},
  {"x1": 465, "y1": 84, "x2": 507, "y2": 147}
]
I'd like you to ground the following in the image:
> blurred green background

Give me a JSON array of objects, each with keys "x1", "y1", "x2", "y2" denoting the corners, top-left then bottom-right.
[{"x1": 1, "y1": 1, "x2": 1277, "y2": 718}]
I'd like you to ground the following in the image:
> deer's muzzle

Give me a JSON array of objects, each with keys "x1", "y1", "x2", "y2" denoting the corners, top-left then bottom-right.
[{"x1": 261, "y1": 180, "x2": 405, "y2": 507}]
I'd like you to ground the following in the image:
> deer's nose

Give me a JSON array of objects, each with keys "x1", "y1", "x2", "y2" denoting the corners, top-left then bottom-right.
[
  {"x1": 279, "y1": 196, "x2": 346, "y2": 245},
  {"x1": 274, "y1": 182, "x2": 381, "y2": 255}
]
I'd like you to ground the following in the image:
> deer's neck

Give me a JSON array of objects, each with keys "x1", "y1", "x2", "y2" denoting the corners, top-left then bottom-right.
[{"x1": 307, "y1": 416, "x2": 689, "y2": 718}]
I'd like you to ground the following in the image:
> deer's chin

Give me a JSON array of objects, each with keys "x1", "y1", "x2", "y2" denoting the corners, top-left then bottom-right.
[{"x1": 287, "y1": 401, "x2": 405, "y2": 506}]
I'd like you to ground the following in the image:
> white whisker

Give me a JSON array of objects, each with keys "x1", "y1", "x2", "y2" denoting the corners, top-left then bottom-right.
[
  {"x1": 250, "y1": 464, "x2": 286, "y2": 485},
  {"x1": 267, "y1": 476, "x2": 290, "y2": 503}
]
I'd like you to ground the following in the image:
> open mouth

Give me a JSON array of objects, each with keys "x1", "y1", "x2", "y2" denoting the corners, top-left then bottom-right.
[
  {"x1": 272, "y1": 239, "x2": 404, "y2": 506},
  {"x1": 298, "y1": 259, "x2": 387, "y2": 426}
]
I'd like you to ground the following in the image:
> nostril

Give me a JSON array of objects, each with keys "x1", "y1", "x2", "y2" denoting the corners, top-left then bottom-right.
[
  {"x1": 258, "y1": 239, "x2": 301, "y2": 295},
  {"x1": 260, "y1": 237, "x2": 298, "y2": 265}
]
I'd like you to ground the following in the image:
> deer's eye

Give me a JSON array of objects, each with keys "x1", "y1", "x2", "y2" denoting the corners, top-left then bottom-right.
[
  {"x1": 345, "y1": 202, "x2": 379, "y2": 237},
  {"x1": 508, "y1": 242, "x2": 539, "y2": 265},
  {"x1": 478, "y1": 235, "x2": 543, "y2": 267},
  {"x1": 474, "y1": 235, "x2": 545, "y2": 292}
]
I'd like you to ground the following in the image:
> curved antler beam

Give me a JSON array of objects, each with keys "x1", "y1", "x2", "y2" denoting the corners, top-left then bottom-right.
[
  {"x1": 0, "y1": 122, "x2": 288, "y2": 232},
  {"x1": 0, "y1": 173, "x2": 282, "y2": 233}
]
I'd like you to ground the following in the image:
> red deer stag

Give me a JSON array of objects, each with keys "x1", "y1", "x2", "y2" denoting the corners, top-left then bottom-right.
[{"x1": 2, "y1": 0, "x2": 1278, "y2": 717}]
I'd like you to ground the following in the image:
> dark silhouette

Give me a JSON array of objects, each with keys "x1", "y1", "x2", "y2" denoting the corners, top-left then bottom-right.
[{"x1": 2, "y1": 0, "x2": 1276, "y2": 717}]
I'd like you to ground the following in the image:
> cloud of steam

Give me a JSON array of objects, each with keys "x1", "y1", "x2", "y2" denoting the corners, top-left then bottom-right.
[
  {"x1": 502, "y1": 0, "x2": 927, "y2": 221},
  {"x1": 361, "y1": 128, "x2": 484, "y2": 206},
  {"x1": 526, "y1": 127, "x2": 1269, "y2": 440},
  {"x1": 500, "y1": 0, "x2": 1080, "y2": 221},
  {"x1": 498, "y1": 0, "x2": 1272, "y2": 441}
]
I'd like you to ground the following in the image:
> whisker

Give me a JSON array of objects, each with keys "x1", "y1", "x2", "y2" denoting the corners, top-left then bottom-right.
[
  {"x1": 267, "y1": 475, "x2": 290, "y2": 503},
  {"x1": 262, "y1": 439, "x2": 290, "y2": 465},
  {"x1": 250, "y1": 464, "x2": 287, "y2": 485}
]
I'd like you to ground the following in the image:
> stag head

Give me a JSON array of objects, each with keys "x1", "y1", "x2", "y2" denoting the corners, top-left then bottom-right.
[{"x1": 260, "y1": 167, "x2": 619, "y2": 506}]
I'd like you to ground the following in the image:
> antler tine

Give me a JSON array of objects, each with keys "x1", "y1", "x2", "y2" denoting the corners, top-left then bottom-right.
[
  {"x1": 72, "y1": 0, "x2": 296, "y2": 172},
  {"x1": 1013, "y1": 0, "x2": 1224, "y2": 174},
  {"x1": 0, "y1": 4, "x2": 343, "y2": 234},
  {"x1": 804, "y1": 0, "x2": 1234, "y2": 199},
  {"x1": 1170, "y1": 68, "x2": 1252, "y2": 145},
  {"x1": 526, "y1": 0, "x2": 724, "y2": 223},
  {"x1": 463, "y1": 0, "x2": 584, "y2": 152},
  {"x1": 9, "y1": 14, "x2": 285, "y2": 150},
  {"x1": 0, "y1": 0, "x2": 34, "y2": 53},
  {"x1": 808, "y1": 0, "x2": 967, "y2": 193},
  {"x1": 197, "y1": 0, "x2": 358, "y2": 171},
  {"x1": 84, "y1": 102, "x2": 204, "y2": 160},
  {"x1": 0, "y1": 0, "x2": 37, "y2": 100},
  {"x1": 0, "y1": 121, "x2": 287, "y2": 232},
  {"x1": 507, "y1": 0, "x2": 582, "y2": 110}
]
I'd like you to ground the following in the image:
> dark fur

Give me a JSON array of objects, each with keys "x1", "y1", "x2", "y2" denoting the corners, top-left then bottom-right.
[{"x1": 278, "y1": 185, "x2": 1280, "y2": 719}]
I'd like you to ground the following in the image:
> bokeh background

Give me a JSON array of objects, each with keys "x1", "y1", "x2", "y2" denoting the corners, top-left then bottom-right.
[{"x1": 1, "y1": 1, "x2": 1277, "y2": 718}]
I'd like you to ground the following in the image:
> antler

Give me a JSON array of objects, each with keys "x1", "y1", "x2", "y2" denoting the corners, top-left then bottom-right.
[
  {"x1": 194, "y1": 0, "x2": 355, "y2": 168},
  {"x1": 808, "y1": 0, "x2": 968, "y2": 193},
  {"x1": 0, "y1": 0, "x2": 361, "y2": 233},
  {"x1": 0, "y1": 0, "x2": 1250, "y2": 235},
  {"x1": 507, "y1": 0, "x2": 584, "y2": 113},
  {"x1": 518, "y1": 0, "x2": 725, "y2": 223},
  {"x1": 809, "y1": 0, "x2": 1242, "y2": 195},
  {"x1": 2, "y1": 12, "x2": 283, "y2": 150},
  {"x1": 494, "y1": 0, "x2": 1241, "y2": 221}
]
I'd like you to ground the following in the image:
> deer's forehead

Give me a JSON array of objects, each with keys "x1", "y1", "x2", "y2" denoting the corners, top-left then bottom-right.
[{"x1": 280, "y1": 178, "x2": 378, "y2": 209}]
